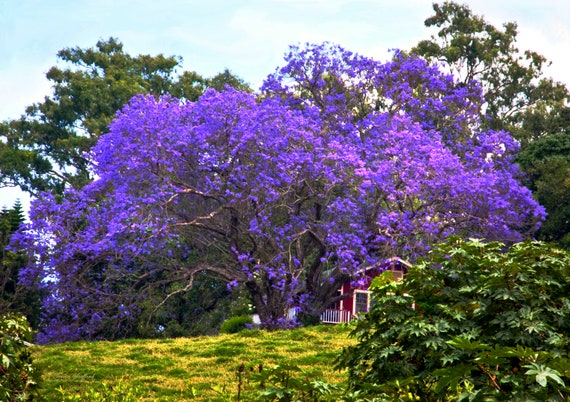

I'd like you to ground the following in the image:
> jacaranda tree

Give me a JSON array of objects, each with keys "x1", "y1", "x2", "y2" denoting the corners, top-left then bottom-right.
[{"x1": 13, "y1": 43, "x2": 544, "y2": 343}]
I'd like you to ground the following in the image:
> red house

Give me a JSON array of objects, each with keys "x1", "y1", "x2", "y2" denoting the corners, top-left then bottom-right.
[{"x1": 320, "y1": 257, "x2": 411, "y2": 324}]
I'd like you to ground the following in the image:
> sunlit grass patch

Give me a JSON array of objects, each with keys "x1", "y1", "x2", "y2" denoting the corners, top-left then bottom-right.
[{"x1": 34, "y1": 325, "x2": 355, "y2": 401}]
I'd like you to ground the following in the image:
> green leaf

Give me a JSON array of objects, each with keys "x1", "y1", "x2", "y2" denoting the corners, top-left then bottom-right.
[
  {"x1": 1, "y1": 353, "x2": 11, "y2": 368},
  {"x1": 524, "y1": 363, "x2": 565, "y2": 387}
]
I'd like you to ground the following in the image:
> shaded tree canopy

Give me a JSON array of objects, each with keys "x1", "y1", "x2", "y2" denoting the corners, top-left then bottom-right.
[
  {"x1": 13, "y1": 43, "x2": 544, "y2": 343},
  {"x1": 0, "y1": 37, "x2": 249, "y2": 195},
  {"x1": 517, "y1": 133, "x2": 570, "y2": 248}
]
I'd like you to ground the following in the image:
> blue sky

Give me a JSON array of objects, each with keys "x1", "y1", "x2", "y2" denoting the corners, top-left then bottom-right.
[{"x1": 1, "y1": 0, "x2": 569, "y2": 211}]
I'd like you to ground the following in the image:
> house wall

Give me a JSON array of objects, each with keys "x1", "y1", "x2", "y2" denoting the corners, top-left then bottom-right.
[
  {"x1": 340, "y1": 282, "x2": 353, "y2": 315},
  {"x1": 337, "y1": 259, "x2": 409, "y2": 317}
]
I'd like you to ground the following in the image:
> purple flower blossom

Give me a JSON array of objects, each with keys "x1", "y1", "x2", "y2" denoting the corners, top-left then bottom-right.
[{"x1": 13, "y1": 43, "x2": 545, "y2": 341}]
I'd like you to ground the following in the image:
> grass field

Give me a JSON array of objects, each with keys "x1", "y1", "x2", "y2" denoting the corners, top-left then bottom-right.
[{"x1": 33, "y1": 325, "x2": 355, "y2": 401}]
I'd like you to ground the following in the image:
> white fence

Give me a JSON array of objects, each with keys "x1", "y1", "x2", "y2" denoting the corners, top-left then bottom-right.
[
  {"x1": 320, "y1": 309, "x2": 353, "y2": 324},
  {"x1": 252, "y1": 308, "x2": 354, "y2": 325}
]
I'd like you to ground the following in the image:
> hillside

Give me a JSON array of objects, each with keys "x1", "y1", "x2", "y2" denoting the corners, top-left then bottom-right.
[{"x1": 33, "y1": 325, "x2": 354, "y2": 401}]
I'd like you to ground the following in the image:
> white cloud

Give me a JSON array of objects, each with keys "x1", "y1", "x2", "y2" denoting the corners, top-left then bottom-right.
[
  {"x1": 518, "y1": 24, "x2": 570, "y2": 86},
  {"x1": 0, "y1": 187, "x2": 30, "y2": 213},
  {"x1": 0, "y1": 62, "x2": 53, "y2": 121},
  {"x1": 462, "y1": 0, "x2": 570, "y2": 86}
]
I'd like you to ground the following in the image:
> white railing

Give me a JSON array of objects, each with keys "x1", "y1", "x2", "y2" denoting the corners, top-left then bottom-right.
[{"x1": 320, "y1": 309, "x2": 353, "y2": 324}]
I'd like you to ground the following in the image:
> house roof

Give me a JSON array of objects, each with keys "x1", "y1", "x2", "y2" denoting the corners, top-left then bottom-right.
[{"x1": 358, "y1": 256, "x2": 412, "y2": 276}]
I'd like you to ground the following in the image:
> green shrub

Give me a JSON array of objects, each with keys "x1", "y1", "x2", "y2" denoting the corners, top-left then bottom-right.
[
  {"x1": 56, "y1": 380, "x2": 143, "y2": 401},
  {"x1": 338, "y1": 238, "x2": 570, "y2": 401},
  {"x1": 219, "y1": 315, "x2": 253, "y2": 334},
  {"x1": 0, "y1": 313, "x2": 42, "y2": 401},
  {"x1": 253, "y1": 363, "x2": 343, "y2": 401},
  {"x1": 212, "y1": 362, "x2": 345, "y2": 402}
]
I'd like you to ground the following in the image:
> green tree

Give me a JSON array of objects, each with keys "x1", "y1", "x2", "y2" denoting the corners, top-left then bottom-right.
[
  {"x1": 412, "y1": 2, "x2": 570, "y2": 145},
  {"x1": 0, "y1": 201, "x2": 41, "y2": 328},
  {"x1": 517, "y1": 132, "x2": 570, "y2": 248},
  {"x1": 0, "y1": 37, "x2": 250, "y2": 195},
  {"x1": 207, "y1": 68, "x2": 251, "y2": 93},
  {"x1": 337, "y1": 238, "x2": 570, "y2": 400}
]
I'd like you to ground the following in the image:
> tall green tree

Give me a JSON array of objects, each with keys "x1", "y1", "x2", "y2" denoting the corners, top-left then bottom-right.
[
  {"x1": 0, "y1": 200, "x2": 41, "y2": 328},
  {"x1": 0, "y1": 37, "x2": 249, "y2": 195},
  {"x1": 517, "y1": 132, "x2": 570, "y2": 247},
  {"x1": 412, "y1": 2, "x2": 570, "y2": 145}
]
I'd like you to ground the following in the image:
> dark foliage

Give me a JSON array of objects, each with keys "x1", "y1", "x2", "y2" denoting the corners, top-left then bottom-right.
[{"x1": 338, "y1": 238, "x2": 570, "y2": 400}]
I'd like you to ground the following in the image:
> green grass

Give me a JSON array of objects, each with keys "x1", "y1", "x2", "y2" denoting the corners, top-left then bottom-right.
[{"x1": 33, "y1": 325, "x2": 355, "y2": 401}]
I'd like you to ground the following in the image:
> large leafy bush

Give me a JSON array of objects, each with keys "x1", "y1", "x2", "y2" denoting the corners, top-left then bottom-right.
[
  {"x1": 338, "y1": 238, "x2": 570, "y2": 401},
  {"x1": 0, "y1": 314, "x2": 41, "y2": 401}
]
